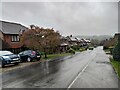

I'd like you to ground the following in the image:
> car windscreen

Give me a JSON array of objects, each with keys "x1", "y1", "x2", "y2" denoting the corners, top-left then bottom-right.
[
  {"x1": 24, "y1": 50, "x2": 33, "y2": 54},
  {"x1": 0, "y1": 51, "x2": 13, "y2": 56}
]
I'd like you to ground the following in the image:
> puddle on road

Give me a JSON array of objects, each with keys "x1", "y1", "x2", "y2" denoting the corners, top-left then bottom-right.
[{"x1": 96, "y1": 61, "x2": 110, "y2": 64}]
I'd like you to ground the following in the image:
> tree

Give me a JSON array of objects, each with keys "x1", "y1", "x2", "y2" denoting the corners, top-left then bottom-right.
[
  {"x1": 21, "y1": 25, "x2": 61, "y2": 58},
  {"x1": 113, "y1": 35, "x2": 120, "y2": 61},
  {"x1": 91, "y1": 39, "x2": 100, "y2": 46}
]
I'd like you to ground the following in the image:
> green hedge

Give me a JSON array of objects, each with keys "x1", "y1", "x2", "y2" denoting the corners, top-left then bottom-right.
[
  {"x1": 79, "y1": 47, "x2": 86, "y2": 52},
  {"x1": 68, "y1": 48, "x2": 75, "y2": 54},
  {"x1": 113, "y1": 35, "x2": 120, "y2": 61}
]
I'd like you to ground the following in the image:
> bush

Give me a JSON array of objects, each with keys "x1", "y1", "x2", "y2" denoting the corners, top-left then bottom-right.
[
  {"x1": 113, "y1": 35, "x2": 120, "y2": 61},
  {"x1": 39, "y1": 52, "x2": 45, "y2": 55},
  {"x1": 109, "y1": 47, "x2": 114, "y2": 55},
  {"x1": 68, "y1": 48, "x2": 75, "y2": 54},
  {"x1": 103, "y1": 46, "x2": 109, "y2": 50},
  {"x1": 71, "y1": 46, "x2": 78, "y2": 50},
  {"x1": 79, "y1": 47, "x2": 86, "y2": 52}
]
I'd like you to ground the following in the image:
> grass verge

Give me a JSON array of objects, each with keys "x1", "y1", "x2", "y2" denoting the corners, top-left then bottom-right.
[
  {"x1": 41, "y1": 53, "x2": 72, "y2": 60},
  {"x1": 110, "y1": 58, "x2": 120, "y2": 78}
]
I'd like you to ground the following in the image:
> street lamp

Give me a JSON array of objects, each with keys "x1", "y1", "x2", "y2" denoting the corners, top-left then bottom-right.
[
  {"x1": 35, "y1": 34, "x2": 47, "y2": 58},
  {"x1": 42, "y1": 35, "x2": 47, "y2": 58},
  {"x1": 42, "y1": 35, "x2": 44, "y2": 38}
]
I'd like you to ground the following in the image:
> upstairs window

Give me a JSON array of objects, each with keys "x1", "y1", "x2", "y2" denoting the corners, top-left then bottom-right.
[{"x1": 11, "y1": 35, "x2": 20, "y2": 42}]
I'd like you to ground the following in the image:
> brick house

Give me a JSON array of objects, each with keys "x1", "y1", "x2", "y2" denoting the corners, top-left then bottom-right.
[
  {"x1": 0, "y1": 20, "x2": 27, "y2": 53},
  {"x1": 102, "y1": 33, "x2": 120, "y2": 48},
  {"x1": 60, "y1": 35, "x2": 91, "y2": 52},
  {"x1": 103, "y1": 33, "x2": 120, "y2": 48},
  {"x1": 60, "y1": 36, "x2": 70, "y2": 52}
]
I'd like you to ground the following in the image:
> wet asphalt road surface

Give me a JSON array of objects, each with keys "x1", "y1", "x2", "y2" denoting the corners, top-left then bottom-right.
[{"x1": 1, "y1": 46, "x2": 118, "y2": 88}]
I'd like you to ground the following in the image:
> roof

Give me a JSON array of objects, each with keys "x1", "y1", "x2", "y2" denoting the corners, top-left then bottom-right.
[
  {"x1": 114, "y1": 33, "x2": 120, "y2": 38},
  {"x1": 70, "y1": 37, "x2": 77, "y2": 41},
  {"x1": 60, "y1": 43, "x2": 68, "y2": 46},
  {"x1": 0, "y1": 20, "x2": 28, "y2": 34},
  {"x1": 81, "y1": 38, "x2": 91, "y2": 43},
  {"x1": 60, "y1": 36, "x2": 68, "y2": 40},
  {"x1": 75, "y1": 37, "x2": 81, "y2": 40},
  {"x1": 66, "y1": 36, "x2": 77, "y2": 41}
]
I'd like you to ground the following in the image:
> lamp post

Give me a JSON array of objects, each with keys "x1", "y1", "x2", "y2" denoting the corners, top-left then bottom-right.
[
  {"x1": 42, "y1": 35, "x2": 47, "y2": 58},
  {"x1": 35, "y1": 33, "x2": 47, "y2": 58}
]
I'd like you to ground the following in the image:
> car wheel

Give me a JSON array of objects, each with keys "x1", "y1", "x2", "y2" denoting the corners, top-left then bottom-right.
[
  {"x1": 2, "y1": 64, "x2": 5, "y2": 68},
  {"x1": 27, "y1": 57, "x2": 31, "y2": 62},
  {"x1": 37, "y1": 58, "x2": 40, "y2": 61},
  {"x1": 2, "y1": 61, "x2": 6, "y2": 68},
  {"x1": 20, "y1": 59, "x2": 23, "y2": 63}
]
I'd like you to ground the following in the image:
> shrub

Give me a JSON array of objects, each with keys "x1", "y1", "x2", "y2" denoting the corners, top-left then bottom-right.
[
  {"x1": 68, "y1": 48, "x2": 75, "y2": 54},
  {"x1": 103, "y1": 46, "x2": 109, "y2": 50},
  {"x1": 79, "y1": 47, "x2": 86, "y2": 52},
  {"x1": 39, "y1": 52, "x2": 45, "y2": 55},
  {"x1": 109, "y1": 46, "x2": 114, "y2": 55},
  {"x1": 113, "y1": 35, "x2": 120, "y2": 61}
]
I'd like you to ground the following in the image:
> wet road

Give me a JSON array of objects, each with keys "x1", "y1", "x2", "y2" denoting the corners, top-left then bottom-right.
[{"x1": 1, "y1": 46, "x2": 118, "y2": 88}]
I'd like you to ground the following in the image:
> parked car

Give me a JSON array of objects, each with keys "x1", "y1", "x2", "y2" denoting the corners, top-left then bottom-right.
[
  {"x1": 0, "y1": 51, "x2": 20, "y2": 67},
  {"x1": 18, "y1": 50, "x2": 41, "y2": 62},
  {"x1": 88, "y1": 47, "x2": 94, "y2": 50},
  {"x1": 94, "y1": 45, "x2": 97, "y2": 48}
]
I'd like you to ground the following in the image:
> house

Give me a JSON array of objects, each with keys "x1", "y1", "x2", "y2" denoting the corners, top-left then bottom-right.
[
  {"x1": 67, "y1": 36, "x2": 91, "y2": 46},
  {"x1": 0, "y1": 20, "x2": 28, "y2": 53},
  {"x1": 60, "y1": 35, "x2": 92, "y2": 52},
  {"x1": 60, "y1": 35, "x2": 79, "y2": 52},
  {"x1": 80, "y1": 38, "x2": 91, "y2": 47},
  {"x1": 0, "y1": 30, "x2": 3, "y2": 50},
  {"x1": 60, "y1": 36, "x2": 70, "y2": 52},
  {"x1": 114, "y1": 33, "x2": 120, "y2": 39},
  {"x1": 66, "y1": 36, "x2": 78, "y2": 47},
  {"x1": 102, "y1": 33, "x2": 120, "y2": 48},
  {"x1": 0, "y1": 38, "x2": 2, "y2": 50},
  {"x1": 75, "y1": 37, "x2": 84, "y2": 47}
]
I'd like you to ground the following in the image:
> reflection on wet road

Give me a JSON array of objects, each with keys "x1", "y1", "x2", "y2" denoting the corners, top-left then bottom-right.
[{"x1": 1, "y1": 47, "x2": 118, "y2": 88}]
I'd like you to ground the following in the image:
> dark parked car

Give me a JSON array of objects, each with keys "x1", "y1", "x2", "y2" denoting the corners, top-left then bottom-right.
[
  {"x1": 0, "y1": 51, "x2": 20, "y2": 67},
  {"x1": 18, "y1": 50, "x2": 41, "y2": 62},
  {"x1": 88, "y1": 47, "x2": 94, "y2": 50}
]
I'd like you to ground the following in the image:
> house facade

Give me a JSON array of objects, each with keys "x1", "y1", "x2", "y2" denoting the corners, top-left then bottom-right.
[
  {"x1": 60, "y1": 36, "x2": 70, "y2": 52},
  {"x1": 60, "y1": 35, "x2": 91, "y2": 52},
  {"x1": 102, "y1": 33, "x2": 120, "y2": 48},
  {"x1": 0, "y1": 20, "x2": 27, "y2": 53}
]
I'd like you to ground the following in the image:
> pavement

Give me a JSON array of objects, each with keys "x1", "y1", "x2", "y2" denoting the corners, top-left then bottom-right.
[
  {"x1": 0, "y1": 61, "x2": 42, "y2": 73},
  {"x1": 0, "y1": 46, "x2": 119, "y2": 89}
]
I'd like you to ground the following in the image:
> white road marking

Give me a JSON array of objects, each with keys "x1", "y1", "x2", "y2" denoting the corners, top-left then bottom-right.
[{"x1": 67, "y1": 53, "x2": 95, "y2": 89}]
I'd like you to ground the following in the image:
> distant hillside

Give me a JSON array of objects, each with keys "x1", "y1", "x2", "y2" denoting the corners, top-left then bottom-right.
[{"x1": 73, "y1": 35, "x2": 113, "y2": 42}]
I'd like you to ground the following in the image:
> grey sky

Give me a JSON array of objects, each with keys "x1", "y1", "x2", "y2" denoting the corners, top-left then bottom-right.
[{"x1": 1, "y1": 2, "x2": 118, "y2": 36}]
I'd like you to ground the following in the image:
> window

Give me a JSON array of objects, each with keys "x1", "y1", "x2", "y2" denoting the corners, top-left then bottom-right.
[
  {"x1": 11, "y1": 35, "x2": 20, "y2": 42},
  {"x1": 0, "y1": 56, "x2": 3, "y2": 61}
]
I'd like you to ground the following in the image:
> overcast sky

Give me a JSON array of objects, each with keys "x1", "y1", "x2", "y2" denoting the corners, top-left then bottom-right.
[{"x1": 0, "y1": 2, "x2": 118, "y2": 36}]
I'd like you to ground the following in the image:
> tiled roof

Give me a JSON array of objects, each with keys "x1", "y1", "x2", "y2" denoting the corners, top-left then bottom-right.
[{"x1": 0, "y1": 20, "x2": 28, "y2": 34}]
